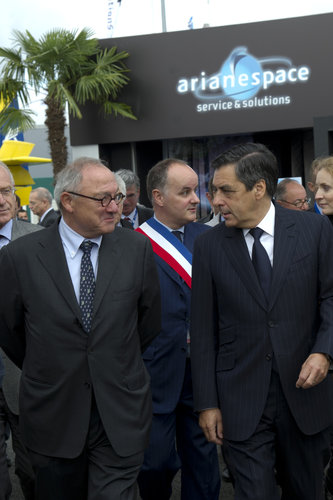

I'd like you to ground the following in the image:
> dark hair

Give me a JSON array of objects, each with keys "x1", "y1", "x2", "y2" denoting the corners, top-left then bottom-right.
[
  {"x1": 211, "y1": 143, "x2": 279, "y2": 198},
  {"x1": 146, "y1": 158, "x2": 188, "y2": 204}
]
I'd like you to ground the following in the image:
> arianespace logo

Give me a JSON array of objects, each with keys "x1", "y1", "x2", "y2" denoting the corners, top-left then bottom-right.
[{"x1": 176, "y1": 47, "x2": 310, "y2": 113}]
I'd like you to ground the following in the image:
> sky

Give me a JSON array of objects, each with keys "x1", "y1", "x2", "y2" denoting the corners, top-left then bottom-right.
[{"x1": 1, "y1": 0, "x2": 332, "y2": 123}]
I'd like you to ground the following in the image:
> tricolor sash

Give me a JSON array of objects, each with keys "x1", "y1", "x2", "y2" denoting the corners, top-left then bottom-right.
[{"x1": 136, "y1": 218, "x2": 192, "y2": 288}]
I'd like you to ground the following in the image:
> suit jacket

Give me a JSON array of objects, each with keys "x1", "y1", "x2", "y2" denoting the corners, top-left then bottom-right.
[
  {"x1": 191, "y1": 205, "x2": 333, "y2": 441},
  {"x1": 0, "y1": 222, "x2": 161, "y2": 458},
  {"x1": 0, "y1": 219, "x2": 43, "y2": 414},
  {"x1": 137, "y1": 205, "x2": 153, "y2": 225},
  {"x1": 142, "y1": 221, "x2": 209, "y2": 413},
  {"x1": 39, "y1": 208, "x2": 60, "y2": 228},
  {"x1": 120, "y1": 206, "x2": 153, "y2": 229}
]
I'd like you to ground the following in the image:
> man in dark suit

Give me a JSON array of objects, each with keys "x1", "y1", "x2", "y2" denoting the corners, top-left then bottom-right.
[
  {"x1": 0, "y1": 161, "x2": 42, "y2": 500},
  {"x1": 190, "y1": 143, "x2": 333, "y2": 500},
  {"x1": 29, "y1": 187, "x2": 59, "y2": 227},
  {"x1": 116, "y1": 169, "x2": 153, "y2": 228},
  {"x1": 0, "y1": 157, "x2": 161, "y2": 500},
  {"x1": 137, "y1": 159, "x2": 220, "y2": 500}
]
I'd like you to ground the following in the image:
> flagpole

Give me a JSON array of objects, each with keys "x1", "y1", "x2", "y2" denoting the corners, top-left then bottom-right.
[{"x1": 161, "y1": 0, "x2": 167, "y2": 32}]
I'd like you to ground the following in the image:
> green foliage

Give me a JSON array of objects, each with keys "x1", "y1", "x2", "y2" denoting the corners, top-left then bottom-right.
[
  {"x1": 0, "y1": 27, "x2": 136, "y2": 174},
  {"x1": 0, "y1": 27, "x2": 136, "y2": 135}
]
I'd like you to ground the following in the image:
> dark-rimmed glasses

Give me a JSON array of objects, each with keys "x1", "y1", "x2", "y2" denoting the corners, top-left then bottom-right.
[
  {"x1": 279, "y1": 198, "x2": 311, "y2": 208},
  {"x1": 67, "y1": 191, "x2": 125, "y2": 207}
]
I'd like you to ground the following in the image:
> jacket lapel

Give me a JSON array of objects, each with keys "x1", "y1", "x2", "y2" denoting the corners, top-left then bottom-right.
[
  {"x1": 222, "y1": 225, "x2": 268, "y2": 309},
  {"x1": 269, "y1": 206, "x2": 298, "y2": 310},
  {"x1": 35, "y1": 223, "x2": 82, "y2": 320},
  {"x1": 93, "y1": 231, "x2": 121, "y2": 315}
]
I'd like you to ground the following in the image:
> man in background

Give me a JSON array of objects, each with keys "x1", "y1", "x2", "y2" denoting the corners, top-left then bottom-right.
[
  {"x1": 0, "y1": 161, "x2": 41, "y2": 500},
  {"x1": 275, "y1": 178, "x2": 310, "y2": 211},
  {"x1": 29, "y1": 187, "x2": 59, "y2": 227},
  {"x1": 116, "y1": 169, "x2": 153, "y2": 228}
]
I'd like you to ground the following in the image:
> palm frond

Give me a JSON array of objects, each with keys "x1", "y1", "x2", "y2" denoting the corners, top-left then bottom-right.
[
  {"x1": 0, "y1": 106, "x2": 36, "y2": 135},
  {"x1": 102, "y1": 101, "x2": 136, "y2": 120}
]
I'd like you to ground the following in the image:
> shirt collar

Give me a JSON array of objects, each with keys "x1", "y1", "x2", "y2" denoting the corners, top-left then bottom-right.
[
  {"x1": 40, "y1": 207, "x2": 52, "y2": 223},
  {"x1": 121, "y1": 207, "x2": 137, "y2": 221},
  {"x1": 154, "y1": 215, "x2": 185, "y2": 234},
  {"x1": 243, "y1": 202, "x2": 275, "y2": 237},
  {"x1": 59, "y1": 218, "x2": 102, "y2": 258},
  {"x1": 0, "y1": 219, "x2": 13, "y2": 242}
]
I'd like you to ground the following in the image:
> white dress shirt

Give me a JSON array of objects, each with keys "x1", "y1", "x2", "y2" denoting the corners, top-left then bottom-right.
[
  {"x1": 58, "y1": 218, "x2": 102, "y2": 302},
  {"x1": 243, "y1": 202, "x2": 275, "y2": 266}
]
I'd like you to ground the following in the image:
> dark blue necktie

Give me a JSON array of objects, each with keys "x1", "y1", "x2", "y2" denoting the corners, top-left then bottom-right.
[
  {"x1": 172, "y1": 230, "x2": 183, "y2": 243},
  {"x1": 79, "y1": 240, "x2": 96, "y2": 332},
  {"x1": 249, "y1": 227, "x2": 272, "y2": 300}
]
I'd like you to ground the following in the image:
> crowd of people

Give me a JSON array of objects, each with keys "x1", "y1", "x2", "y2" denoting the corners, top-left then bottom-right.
[{"x1": 0, "y1": 143, "x2": 333, "y2": 500}]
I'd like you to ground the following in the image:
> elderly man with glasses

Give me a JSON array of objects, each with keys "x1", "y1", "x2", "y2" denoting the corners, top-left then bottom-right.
[{"x1": 0, "y1": 157, "x2": 161, "y2": 500}]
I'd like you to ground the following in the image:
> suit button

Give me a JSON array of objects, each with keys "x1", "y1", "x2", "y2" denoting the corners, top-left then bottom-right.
[
  {"x1": 266, "y1": 354, "x2": 272, "y2": 361},
  {"x1": 84, "y1": 382, "x2": 91, "y2": 389},
  {"x1": 268, "y1": 321, "x2": 276, "y2": 328}
]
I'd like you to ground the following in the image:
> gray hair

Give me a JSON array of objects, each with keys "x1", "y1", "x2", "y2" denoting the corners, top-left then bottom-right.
[
  {"x1": 114, "y1": 173, "x2": 126, "y2": 196},
  {"x1": 30, "y1": 187, "x2": 53, "y2": 204},
  {"x1": 0, "y1": 161, "x2": 15, "y2": 186},
  {"x1": 116, "y1": 169, "x2": 140, "y2": 190},
  {"x1": 54, "y1": 157, "x2": 105, "y2": 211}
]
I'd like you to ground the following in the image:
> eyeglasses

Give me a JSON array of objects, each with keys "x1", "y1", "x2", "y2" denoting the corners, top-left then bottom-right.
[
  {"x1": 280, "y1": 198, "x2": 311, "y2": 208},
  {"x1": 67, "y1": 191, "x2": 125, "y2": 207},
  {"x1": 0, "y1": 188, "x2": 15, "y2": 198}
]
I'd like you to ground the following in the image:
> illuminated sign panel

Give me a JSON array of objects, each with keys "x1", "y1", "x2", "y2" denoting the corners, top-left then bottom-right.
[
  {"x1": 70, "y1": 13, "x2": 333, "y2": 146},
  {"x1": 177, "y1": 46, "x2": 310, "y2": 113}
]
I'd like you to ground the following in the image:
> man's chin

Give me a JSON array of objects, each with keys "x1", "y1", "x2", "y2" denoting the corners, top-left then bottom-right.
[{"x1": 102, "y1": 220, "x2": 116, "y2": 233}]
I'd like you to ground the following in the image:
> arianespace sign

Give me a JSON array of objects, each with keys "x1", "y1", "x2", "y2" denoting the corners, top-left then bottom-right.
[
  {"x1": 70, "y1": 13, "x2": 333, "y2": 146},
  {"x1": 177, "y1": 46, "x2": 310, "y2": 113}
]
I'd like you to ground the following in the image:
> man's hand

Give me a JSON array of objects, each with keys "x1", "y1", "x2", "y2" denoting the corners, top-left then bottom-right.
[
  {"x1": 198, "y1": 408, "x2": 223, "y2": 445},
  {"x1": 296, "y1": 353, "x2": 330, "y2": 389}
]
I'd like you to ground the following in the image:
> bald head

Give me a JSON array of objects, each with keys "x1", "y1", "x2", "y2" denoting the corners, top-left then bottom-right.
[{"x1": 275, "y1": 179, "x2": 309, "y2": 211}]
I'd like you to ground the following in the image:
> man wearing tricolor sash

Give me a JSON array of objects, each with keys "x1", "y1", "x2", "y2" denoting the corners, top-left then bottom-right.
[{"x1": 137, "y1": 159, "x2": 220, "y2": 500}]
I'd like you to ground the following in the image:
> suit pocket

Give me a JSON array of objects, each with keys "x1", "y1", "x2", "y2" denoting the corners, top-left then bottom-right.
[
  {"x1": 125, "y1": 370, "x2": 148, "y2": 390},
  {"x1": 216, "y1": 329, "x2": 236, "y2": 371}
]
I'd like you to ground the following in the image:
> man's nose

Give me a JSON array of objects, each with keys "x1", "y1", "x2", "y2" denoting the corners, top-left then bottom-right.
[{"x1": 106, "y1": 200, "x2": 119, "y2": 211}]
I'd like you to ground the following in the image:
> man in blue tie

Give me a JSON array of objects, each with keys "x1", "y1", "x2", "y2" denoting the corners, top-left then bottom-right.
[
  {"x1": 137, "y1": 158, "x2": 220, "y2": 500},
  {"x1": 190, "y1": 143, "x2": 333, "y2": 500}
]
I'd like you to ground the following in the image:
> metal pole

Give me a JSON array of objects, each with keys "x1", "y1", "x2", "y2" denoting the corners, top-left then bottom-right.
[{"x1": 161, "y1": 0, "x2": 167, "y2": 32}]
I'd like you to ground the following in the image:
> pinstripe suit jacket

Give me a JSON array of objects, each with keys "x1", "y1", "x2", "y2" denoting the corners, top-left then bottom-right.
[{"x1": 190, "y1": 204, "x2": 333, "y2": 441}]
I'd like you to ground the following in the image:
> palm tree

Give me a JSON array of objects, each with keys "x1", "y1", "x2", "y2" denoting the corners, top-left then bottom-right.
[{"x1": 0, "y1": 28, "x2": 136, "y2": 176}]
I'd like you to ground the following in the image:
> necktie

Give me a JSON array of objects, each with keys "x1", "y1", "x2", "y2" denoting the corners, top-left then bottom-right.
[
  {"x1": 249, "y1": 227, "x2": 272, "y2": 300},
  {"x1": 79, "y1": 240, "x2": 96, "y2": 332},
  {"x1": 122, "y1": 217, "x2": 133, "y2": 229},
  {"x1": 172, "y1": 230, "x2": 183, "y2": 243}
]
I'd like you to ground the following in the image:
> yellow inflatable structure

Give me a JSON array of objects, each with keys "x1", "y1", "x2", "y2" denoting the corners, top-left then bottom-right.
[{"x1": 0, "y1": 140, "x2": 51, "y2": 205}]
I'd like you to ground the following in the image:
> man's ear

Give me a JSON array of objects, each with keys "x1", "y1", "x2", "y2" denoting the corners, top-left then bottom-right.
[
  {"x1": 152, "y1": 188, "x2": 164, "y2": 207},
  {"x1": 60, "y1": 192, "x2": 74, "y2": 213},
  {"x1": 254, "y1": 179, "x2": 267, "y2": 200}
]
